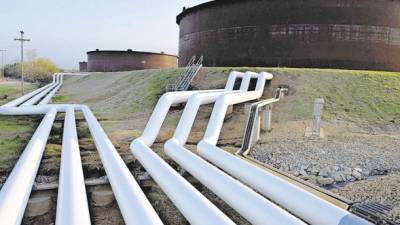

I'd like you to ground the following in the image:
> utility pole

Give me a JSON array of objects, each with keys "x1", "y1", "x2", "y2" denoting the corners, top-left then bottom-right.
[
  {"x1": 14, "y1": 31, "x2": 30, "y2": 94},
  {"x1": 0, "y1": 50, "x2": 5, "y2": 81}
]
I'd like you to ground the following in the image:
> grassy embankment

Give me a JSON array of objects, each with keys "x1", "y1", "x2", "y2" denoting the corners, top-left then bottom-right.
[
  {"x1": 1, "y1": 68, "x2": 397, "y2": 173},
  {"x1": 54, "y1": 67, "x2": 400, "y2": 126},
  {"x1": 0, "y1": 82, "x2": 38, "y2": 174},
  {"x1": 199, "y1": 67, "x2": 400, "y2": 124}
]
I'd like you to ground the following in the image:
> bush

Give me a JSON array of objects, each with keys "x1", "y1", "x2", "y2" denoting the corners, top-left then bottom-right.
[{"x1": 4, "y1": 58, "x2": 59, "y2": 82}]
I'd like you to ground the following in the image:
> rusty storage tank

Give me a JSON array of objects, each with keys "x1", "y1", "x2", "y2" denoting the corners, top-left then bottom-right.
[
  {"x1": 87, "y1": 49, "x2": 178, "y2": 72},
  {"x1": 79, "y1": 61, "x2": 87, "y2": 72},
  {"x1": 177, "y1": 0, "x2": 400, "y2": 71}
]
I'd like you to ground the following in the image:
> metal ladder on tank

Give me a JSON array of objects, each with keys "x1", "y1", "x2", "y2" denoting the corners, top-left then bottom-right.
[{"x1": 166, "y1": 56, "x2": 203, "y2": 92}]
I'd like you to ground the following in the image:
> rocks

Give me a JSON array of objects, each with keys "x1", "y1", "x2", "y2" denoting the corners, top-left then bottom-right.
[
  {"x1": 91, "y1": 188, "x2": 115, "y2": 206},
  {"x1": 352, "y1": 170, "x2": 363, "y2": 180},
  {"x1": 250, "y1": 133, "x2": 400, "y2": 187},
  {"x1": 25, "y1": 195, "x2": 52, "y2": 217},
  {"x1": 317, "y1": 177, "x2": 334, "y2": 186}
]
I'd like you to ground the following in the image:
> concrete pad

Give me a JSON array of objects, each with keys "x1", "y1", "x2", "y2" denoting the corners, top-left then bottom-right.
[{"x1": 305, "y1": 126, "x2": 325, "y2": 138}]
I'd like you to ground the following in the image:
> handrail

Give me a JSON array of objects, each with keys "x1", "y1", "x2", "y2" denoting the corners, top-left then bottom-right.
[{"x1": 240, "y1": 87, "x2": 288, "y2": 155}]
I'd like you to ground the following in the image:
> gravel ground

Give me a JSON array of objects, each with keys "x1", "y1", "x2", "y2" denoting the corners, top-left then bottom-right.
[
  {"x1": 331, "y1": 173, "x2": 400, "y2": 223},
  {"x1": 249, "y1": 120, "x2": 400, "y2": 222}
]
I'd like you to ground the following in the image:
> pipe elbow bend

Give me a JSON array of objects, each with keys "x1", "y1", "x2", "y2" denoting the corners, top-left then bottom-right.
[
  {"x1": 259, "y1": 72, "x2": 274, "y2": 80},
  {"x1": 159, "y1": 92, "x2": 175, "y2": 104},
  {"x1": 197, "y1": 140, "x2": 209, "y2": 152},
  {"x1": 189, "y1": 93, "x2": 205, "y2": 103},
  {"x1": 130, "y1": 139, "x2": 142, "y2": 151},
  {"x1": 216, "y1": 94, "x2": 230, "y2": 105}
]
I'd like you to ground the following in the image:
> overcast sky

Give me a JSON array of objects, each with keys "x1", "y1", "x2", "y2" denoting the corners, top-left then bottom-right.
[{"x1": 0, "y1": 0, "x2": 209, "y2": 69}]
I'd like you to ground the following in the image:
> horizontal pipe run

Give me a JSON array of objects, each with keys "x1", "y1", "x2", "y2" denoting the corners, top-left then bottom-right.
[
  {"x1": 165, "y1": 140, "x2": 304, "y2": 225},
  {"x1": 56, "y1": 107, "x2": 91, "y2": 225},
  {"x1": 196, "y1": 72, "x2": 371, "y2": 225},
  {"x1": 198, "y1": 142, "x2": 372, "y2": 225},
  {"x1": 165, "y1": 88, "x2": 305, "y2": 225},
  {"x1": 0, "y1": 108, "x2": 57, "y2": 225},
  {"x1": 80, "y1": 106, "x2": 163, "y2": 225},
  {"x1": 131, "y1": 90, "x2": 235, "y2": 225},
  {"x1": 39, "y1": 75, "x2": 64, "y2": 105},
  {"x1": 0, "y1": 104, "x2": 82, "y2": 115},
  {"x1": 2, "y1": 83, "x2": 53, "y2": 107},
  {"x1": 20, "y1": 75, "x2": 60, "y2": 106},
  {"x1": 131, "y1": 139, "x2": 235, "y2": 225}
]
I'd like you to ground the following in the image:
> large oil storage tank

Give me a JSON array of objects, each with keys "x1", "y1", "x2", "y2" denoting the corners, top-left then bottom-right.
[
  {"x1": 87, "y1": 49, "x2": 178, "y2": 72},
  {"x1": 177, "y1": 0, "x2": 400, "y2": 71}
]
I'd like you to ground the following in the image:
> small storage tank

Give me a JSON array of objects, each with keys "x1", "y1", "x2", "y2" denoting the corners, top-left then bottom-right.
[
  {"x1": 79, "y1": 61, "x2": 87, "y2": 72},
  {"x1": 87, "y1": 49, "x2": 178, "y2": 72}
]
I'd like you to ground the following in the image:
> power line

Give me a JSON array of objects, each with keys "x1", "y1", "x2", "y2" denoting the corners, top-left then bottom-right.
[{"x1": 14, "y1": 31, "x2": 30, "y2": 94}]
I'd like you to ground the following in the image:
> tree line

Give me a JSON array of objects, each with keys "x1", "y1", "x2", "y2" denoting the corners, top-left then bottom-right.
[{"x1": 3, "y1": 58, "x2": 60, "y2": 83}]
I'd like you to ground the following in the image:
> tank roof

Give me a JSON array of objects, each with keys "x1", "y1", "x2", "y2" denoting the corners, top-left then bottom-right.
[
  {"x1": 87, "y1": 49, "x2": 177, "y2": 58},
  {"x1": 177, "y1": 0, "x2": 253, "y2": 24},
  {"x1": 176, "y1": 0, "x2": 399, "y2": 24}
]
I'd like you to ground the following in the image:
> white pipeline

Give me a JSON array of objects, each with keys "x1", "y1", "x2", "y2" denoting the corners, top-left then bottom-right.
[
  {"x1": 164, "y1": 87, "x2": 305, "y2": 224},
  {"x1": 0, "y1": 108, "x2": 57, "y2": 225},
  {"x1": 130, "y1": 90, "x2": 235, "y2": 225},
  {"x1": 80, "y1": 105, "x2": 163, "y2": 225},
  {"x1": 39, "y1": 74, "x2": 64, "y2": 105},
  {"x1": 20, "y1": 74, "x2": 61, "y2": 106},
  {"x1": 197, "y1": 72, "x2": 372, "y2": 225},
  {"x1": 2, "y1": 82, "x2": 54, "y2": 107},
  {"x1": 56, "y1": 107, "x2": 91, "y2": 225}
]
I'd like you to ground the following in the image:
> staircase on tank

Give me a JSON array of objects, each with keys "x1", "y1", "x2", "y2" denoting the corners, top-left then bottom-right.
[{"x1": 166, "y1": 56, "x2": 203, "y2": 92}]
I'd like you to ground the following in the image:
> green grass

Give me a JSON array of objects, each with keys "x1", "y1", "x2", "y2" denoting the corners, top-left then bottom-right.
[
  {"x1": 195, "y1": 67, "x2": 400, "y2": 124},
  {"x1": 141, "y1": 69, "x2": 181, "y2": 108},
  {"x1": 265, "y1": 68, "x2": 400, "y2": 123},
  {"x1": 52, "y1": 94, "x2": 69, "y2": 103},
  {"x1": 0, "y1": 116, "x2": 37, "y2": 132},
  {"x1": 0, "y1": 116, "x2": 38, "y2": 174},
  {"x1": 0, "y1": 82, "x2": 37, "y2": 105},
  {"x1": 0, "y1": 136, "x2": 26, "y2": 172}
]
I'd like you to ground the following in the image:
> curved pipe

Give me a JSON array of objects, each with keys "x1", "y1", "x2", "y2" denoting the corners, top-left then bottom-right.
[
  {"x1": 164, "y1": 88, "x2": 305, "y2": 224},
  {"x1": 130, "y1": 90, "x2": 235, "y2": 225},
  {"x1": 56, "y1": 107, "x2": 91, "y2": 225},
  {"x1": 197, "y1": 72, "x2": 371, "y2": 225},
  {"x1": 0, "y1": 108, "x2": 57, "y2": 225},
  {"x1": 79, "y1": 106, "x2": 163, "y2": 225}
]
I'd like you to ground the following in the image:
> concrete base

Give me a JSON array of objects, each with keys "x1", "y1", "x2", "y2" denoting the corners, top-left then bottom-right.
[
  {"x1": 25, "y1": 195, "x2": 52, "y2": 217},
  {"x1": 305, "y1": 127, "x2": 325, "y2": 138},
  {"x1": 91, "y1": 188, "x2": 115, "y2": 206}
]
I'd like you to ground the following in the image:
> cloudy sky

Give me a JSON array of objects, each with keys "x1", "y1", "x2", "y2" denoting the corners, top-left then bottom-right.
[{"x1": 0, "y1": 0, "x2": 209, "y2": 69}]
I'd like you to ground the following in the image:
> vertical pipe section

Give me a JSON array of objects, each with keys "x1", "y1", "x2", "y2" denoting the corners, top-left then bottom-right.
[
  {"x1": 56, "y1": 107, "x2": 91, "y2": 225},
  {"x1": 0, "y1": 108, "x2": 57, "y2": 225},
  {"x1": 79, "y1": 106, "x2": 163, "y2": 225}
]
